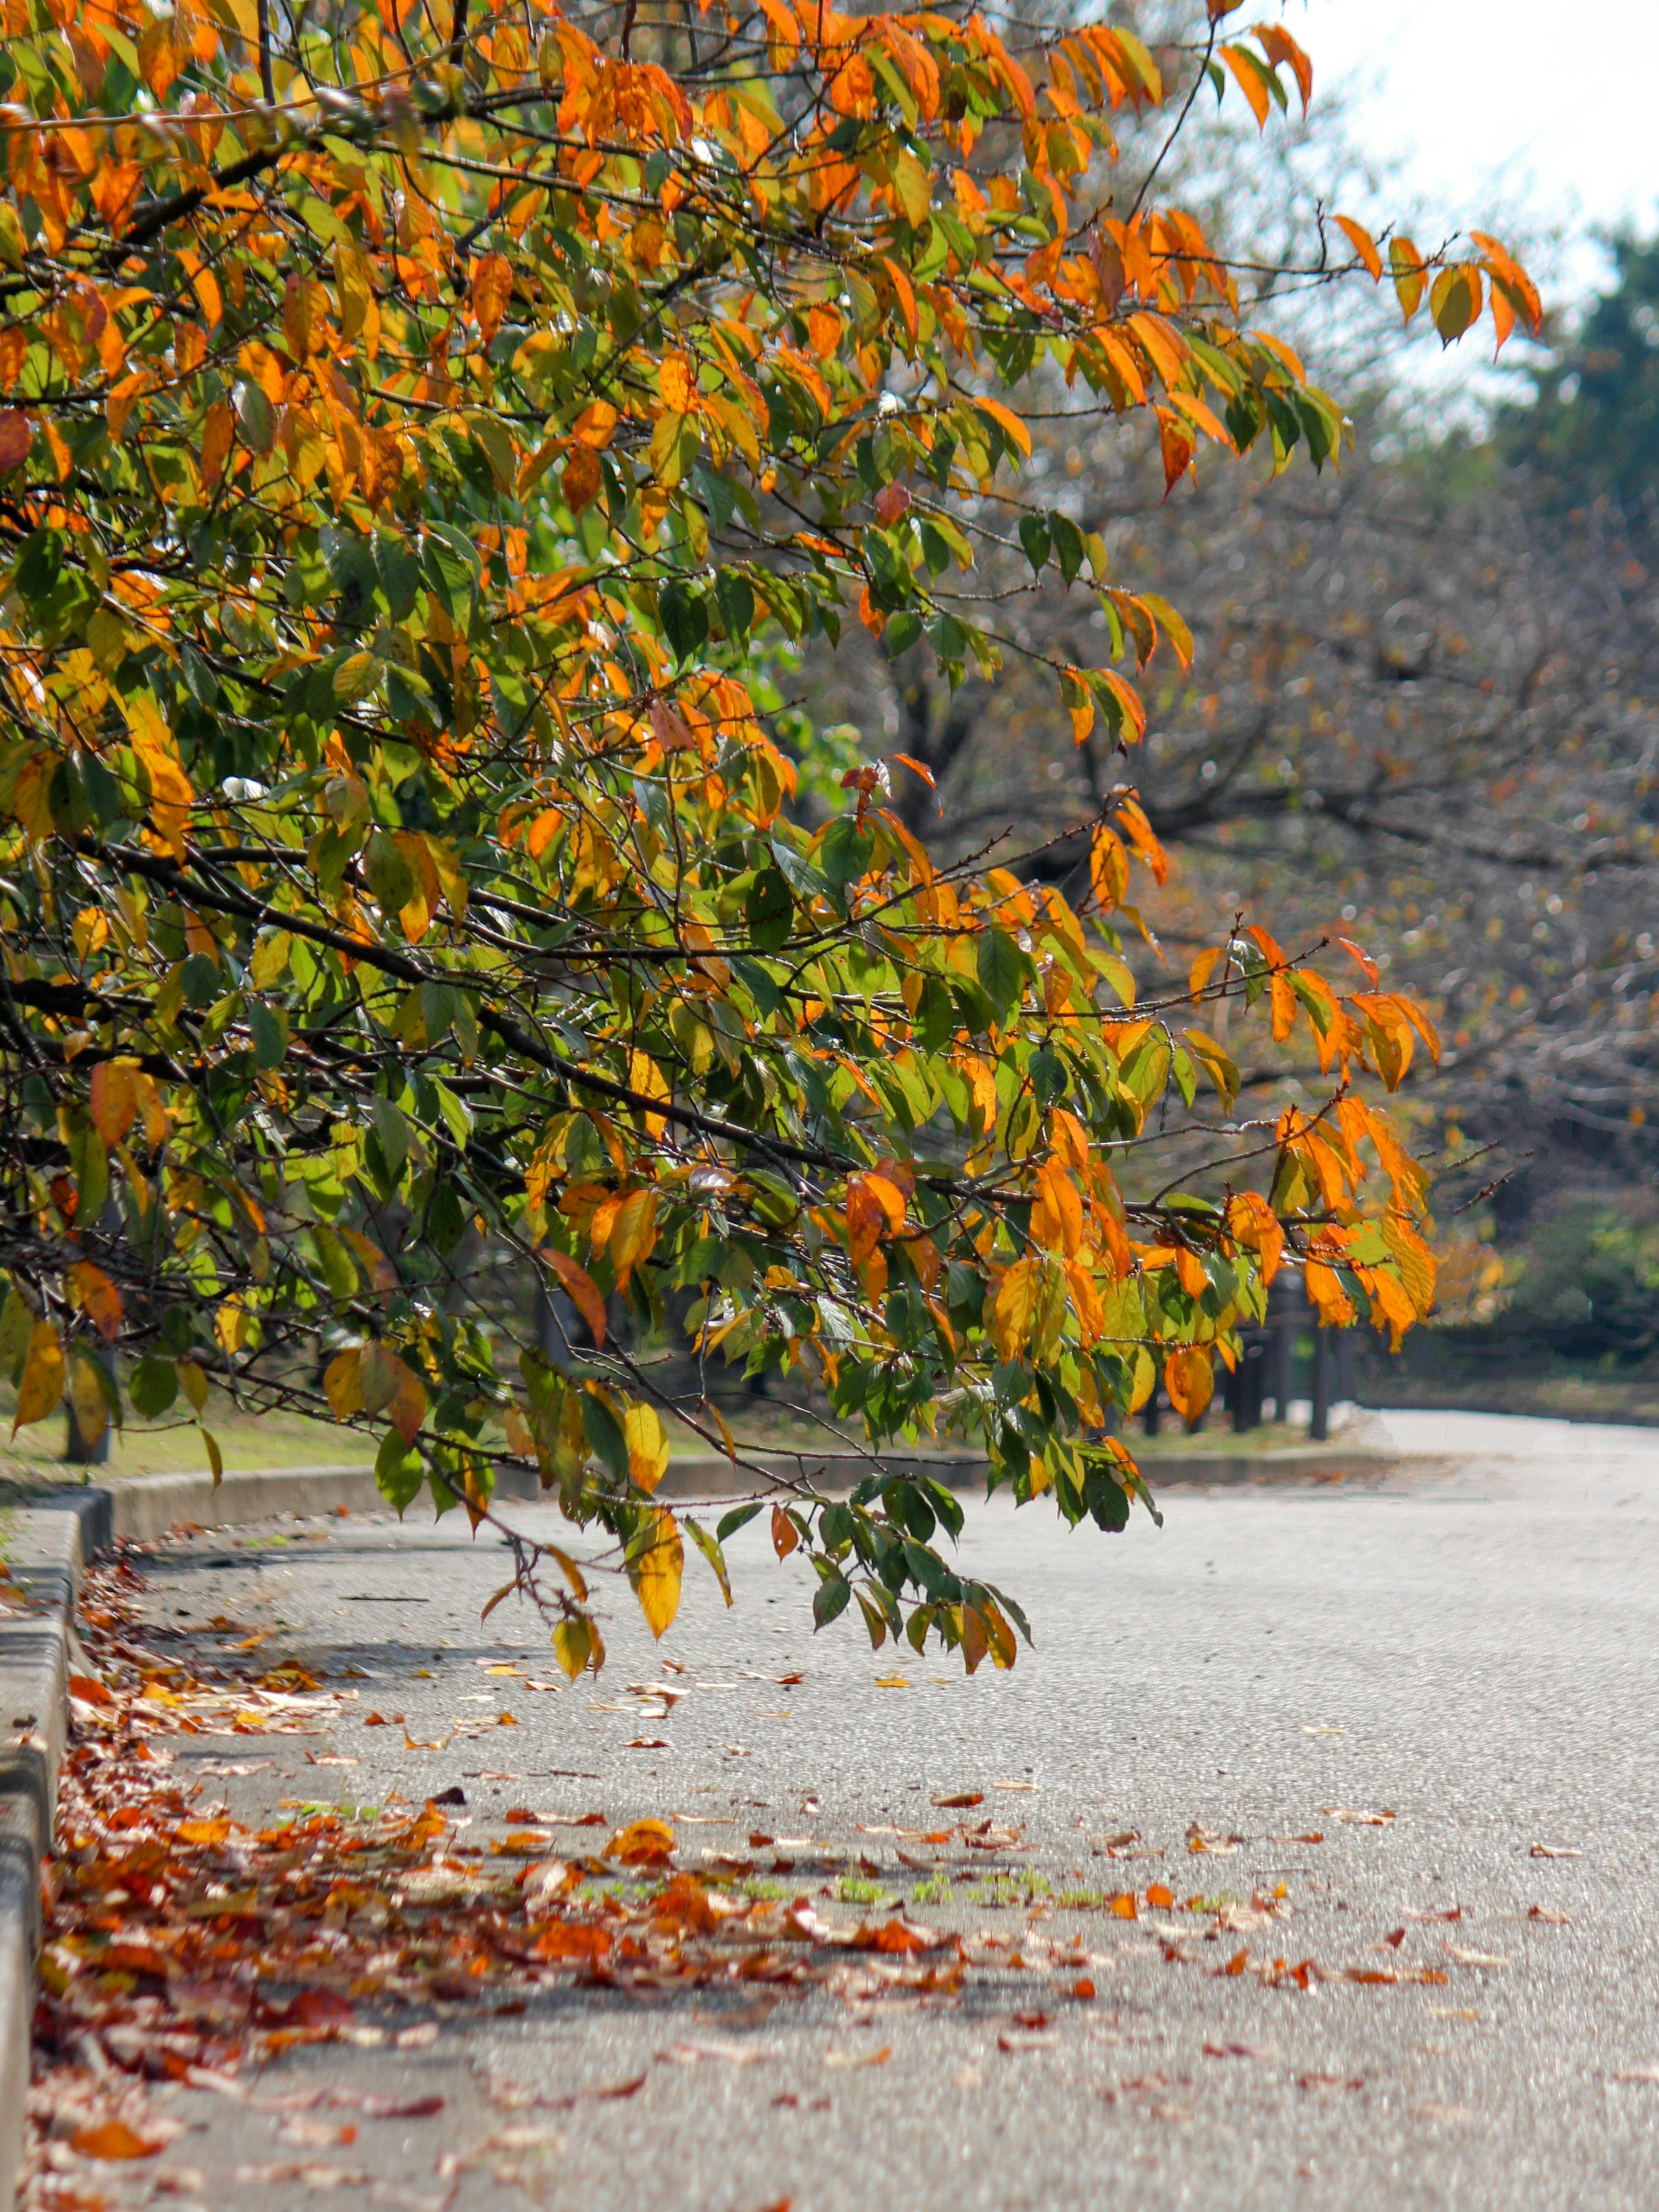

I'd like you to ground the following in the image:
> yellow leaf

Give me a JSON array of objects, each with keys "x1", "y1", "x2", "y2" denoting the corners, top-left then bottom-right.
[
  {"x1": 633, "y1": 1510, "x2": 683, "y2": 1639},
  {"x1": 623, "y1": 1402, "x2": 670, "y2": 1492},
  {"x1": 66, "y1": 1349, "x2": 109, "y2": 1455},
  {"x1": 609, "y1": 1188, "x2": 660, "y2": 1282},
  {"x1": 626, "y1": 1050, "x2": 671, "y2": 1138},
  {"x1": 545, "y1": 1544, "x2": 590, "y2": 1602},
  {"x1": 1390, "y1": 236, "x2": 1426, "y2": 322},
  {"x1": 993, "y1": 1260, "x2": 1037, "y2": 1360},
  {"x1": 13, "y1": 1321, "x2": 64, "y2": 1430},
  {"x1": 552, "y1": 1616, "x2": 594, "y2": 1679},
  {"x1": 324, "y1": 1346, "x2": 363, "y2": 1420}
]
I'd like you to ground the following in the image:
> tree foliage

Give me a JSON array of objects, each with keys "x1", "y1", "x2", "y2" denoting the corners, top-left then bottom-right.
[
  {"x1": 0, "y1": 0, "x2": 1532, "y2": 1666},
  {"x1": 1500, "y1": 233, "x2": 1659, "y2": 519}
]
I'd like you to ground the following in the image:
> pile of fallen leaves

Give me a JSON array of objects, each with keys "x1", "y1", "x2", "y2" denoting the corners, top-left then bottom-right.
[{"x1": 22, "y1": 1555, "x2": 979, "y2": 2203}]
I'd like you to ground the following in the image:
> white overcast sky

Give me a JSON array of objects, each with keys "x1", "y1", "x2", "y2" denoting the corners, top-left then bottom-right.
[{"x1": 1298, "y1": 0, "x2": 1659, "y2": 303}]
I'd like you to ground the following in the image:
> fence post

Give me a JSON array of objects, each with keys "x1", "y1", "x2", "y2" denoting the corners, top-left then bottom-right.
[{"x1": 1310, "y1": 1323, "x2": 1333, "y2": 1443}]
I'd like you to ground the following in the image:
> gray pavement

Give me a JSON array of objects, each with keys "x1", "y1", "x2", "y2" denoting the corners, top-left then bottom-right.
[{"x1": 88, "y1": 1412, "x2": 1659, "y2": 2209}]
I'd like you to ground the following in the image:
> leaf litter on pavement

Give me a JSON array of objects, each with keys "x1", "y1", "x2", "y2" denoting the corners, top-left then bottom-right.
[{"x1": 23, "y1": 1543, "x2": 1571, "y2": 2205}]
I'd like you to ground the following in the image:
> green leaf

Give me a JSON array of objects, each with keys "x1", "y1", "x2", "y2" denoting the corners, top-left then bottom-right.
[
  {"x1": 685, "y1": 1516, "x2": 733, "y2": 1606},
  {"x1": 975, "y1": 927, "x2": 1026, "y2": 1024},
  {"x1": 129, "y1": 1355, "x2": 178, "y2": 1419},
  {"x1": 812, "y1": 1570, "x2": 852, "y2": 1628},
  {"x1": 376, "y1": 1431, "x2": 426, "y2": 1515},
  {"x1": 1017, "y1": 513, "x2": 1050, "y2": 573},
  {"x1": 716, "y1": 1501, "x2": 764, "y2": 1543},
  {"x1": 581, "y1": 1391, "x2": 629, "y2": 1481}
]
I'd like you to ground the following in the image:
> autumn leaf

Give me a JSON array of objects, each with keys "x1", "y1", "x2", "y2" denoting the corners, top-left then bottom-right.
[
  {"x1": 1162, "y1": 1345, "x2": 1214, "y2": 1423},
  {"x1": 632, "y1": 1510, "x2": 684, "y2": 1638},
  {"x1": 13, "y1": 1320, "x2": 64, "y2": 1429},
  {"x1": 623, "y1": 1402, "x2": 671, "y2": 1492},
  {"x1": 544, "y1": 1251, "x2": 607, "y2": 1346}
]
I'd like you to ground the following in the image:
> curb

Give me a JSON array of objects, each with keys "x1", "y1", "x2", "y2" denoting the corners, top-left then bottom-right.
[{"x1": 0, "y1": 1492, "x2": 106, "y2": 2212}]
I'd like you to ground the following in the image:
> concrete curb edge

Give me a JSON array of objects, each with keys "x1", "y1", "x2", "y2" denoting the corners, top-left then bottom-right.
[{"x1": 0, "y1": 1492, "x2": 108, "y2": 2212}]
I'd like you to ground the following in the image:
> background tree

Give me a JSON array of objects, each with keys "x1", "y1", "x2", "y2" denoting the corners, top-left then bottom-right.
[{"x1": 0, "y1": 0, "x2": 1529, "y2": 1667}]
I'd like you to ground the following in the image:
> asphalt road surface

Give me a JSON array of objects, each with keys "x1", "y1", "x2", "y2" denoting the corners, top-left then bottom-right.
[{"x1": 89, "y1": 1410, "x2": 1659, "y2": 2210}]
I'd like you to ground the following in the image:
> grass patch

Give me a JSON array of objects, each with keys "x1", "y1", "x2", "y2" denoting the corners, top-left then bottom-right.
[
  {"x1": 964, "y1": 1870, "x2": 1052, "y2": 1910},
  {"x1": 836, "y1": 1874, "x2": 894, "y2": 1907},
  {"x1": 909, "y1": 1872, "x2": 953, "y2": 1907}
]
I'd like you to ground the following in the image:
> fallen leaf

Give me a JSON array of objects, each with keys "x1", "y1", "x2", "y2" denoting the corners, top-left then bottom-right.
[
  {"x1": 997, "y1": 2029, "x2": 1056, "y2": 2053},
  {"x1": 1526, "y1": 1906, "x2": 1573, "y2": 1925},
  {"x1": 824, "y1": 2044, "x2": 892, "y2": 2068},
  {"x1": 607, "y1": 1818, "x2": 675, "y2": 1866},
  {"x1": 1321, "y1": 1806, "x2": 1395, "y2": 1825},
  {"x1": 931, "y1": 1791, "x2": 983, "y2": 1809},
  {"x1": 1529, "y1": 1843, "x2": 1582, "y2": 1859},
  {"x1": 1186, "y1": 1823, "x2": 1241, "y2": 1855},
  {"x1": 1443, "y1": 1942, "x2": 1512, "y2": 1968},
  {"x1": 873, "y1": 1676, "x2": 911, "y2": 1689},
  {"x1": 1612, "y1": 2066, "x2": 1659, "y2": 2085},
  {"x1": 626, "y1": 1737, "x2": 672, "y2": 1749},
  {"x1": 1203, "y1": 2041, "x2": 1280, "y2": 2060},
  {"x1": 73, "y1": 2119, "x2": 168, "y2": 2160},
  {"x1": 279, "y1": 2118, "x2": 358, "y2": 2148}
]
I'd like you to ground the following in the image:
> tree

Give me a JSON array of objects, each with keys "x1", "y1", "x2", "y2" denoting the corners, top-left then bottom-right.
[
  {"x1": 1500, "y1": 232, "x2": 1659, "y2": 522},
  {"x1": 0, "y1": 0, "x2": 1532, "y2": 1671}
]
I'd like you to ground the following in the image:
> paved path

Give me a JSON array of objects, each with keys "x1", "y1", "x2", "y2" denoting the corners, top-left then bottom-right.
[{"x1": 77, "y1": 1412, "x2": 1659, "y2": 2208}]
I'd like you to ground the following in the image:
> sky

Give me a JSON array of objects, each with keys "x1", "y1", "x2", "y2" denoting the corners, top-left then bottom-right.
[{"x1": 1299, "y1": 0, "x2": 1659, "y2": 305}]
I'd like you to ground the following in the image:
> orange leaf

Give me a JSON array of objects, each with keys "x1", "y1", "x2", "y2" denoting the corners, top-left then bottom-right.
[
  {"x1": 68, "y1": 1260, "x2": 122, "y2": 1345},
  {"x1": 1332, "y1": 215, "x2": 1382, "y2": 282},
  {"x1": 470, "y1": 252, "x2": 513, "y2": 344},
  {"x1": 1090, "y1": 826, "x2": 1128, "y2": 912},
  {"x1": 1163, "y1": 1344, "x2": 1213, "y2": 1424},
  {"x1": 545, "y1": 1250, "x2": 607, "y2": 1346},
  {"x1": 1252, "y1": 23, "x2": 1312, "y2": 112},
  {"x1": 563, "y1": 444, "x2": 603, "y2": 513},
  {"x1": 73, "y1": 2119, "x2": 165, "y2": 2160},
  {"x1": 973, "y1": 394, "x2": 1032, "y2": 459},
  {"x1": 1156, "y1": 406, "x2": 1195, "y2": 498},
  {"x1": 1113, "y1": 793, "x2": 1167, "y2": 884},
  {"x1": 89, "y1": 1058, "x2": 140, "y2": 1146},
  {"x1": 1335, "y1": 934, "x2": 1378, "y2": 987}
]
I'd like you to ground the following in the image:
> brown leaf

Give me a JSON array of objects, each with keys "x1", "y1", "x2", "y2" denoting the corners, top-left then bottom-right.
[
  {"x1": 1529, "y1": 1843, "x2": 1582, "y2": 1859},
  {"x1": 932, "y1": 1791, "x2": 983, "y2": 1809}
]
